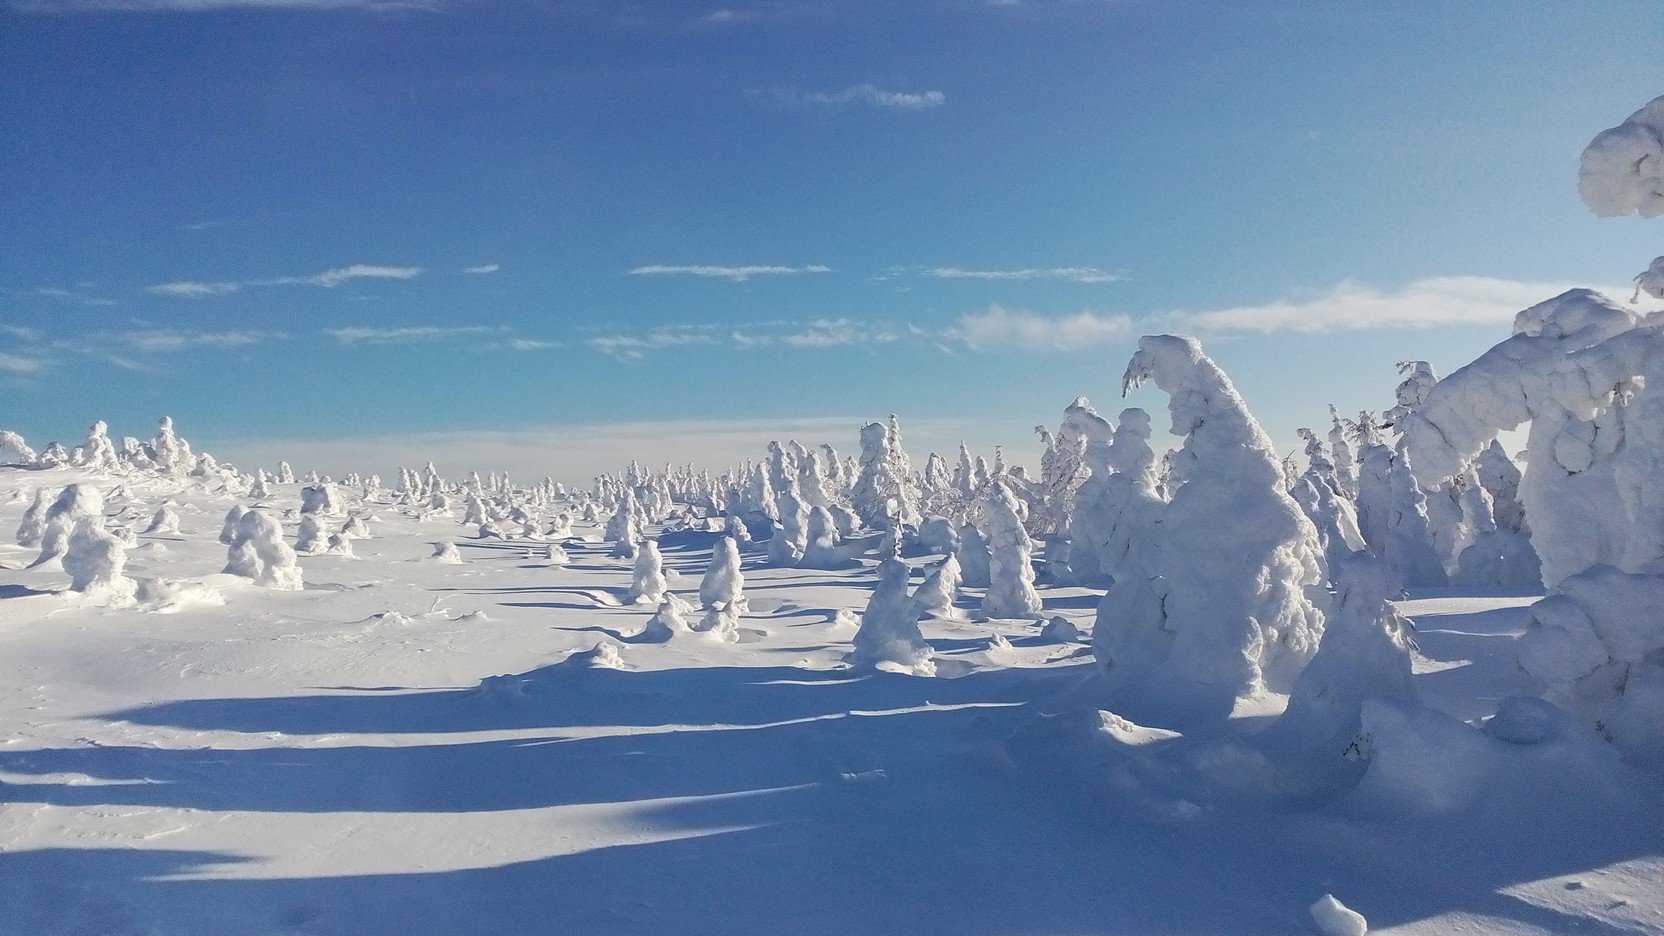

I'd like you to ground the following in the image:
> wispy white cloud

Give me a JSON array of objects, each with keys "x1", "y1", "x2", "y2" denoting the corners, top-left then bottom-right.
[
  {"x1": 944, "y1": 305, "x2": 1134, "y2": 352},
  {"x1": 0, "y1": 351, "x2": 43, "y2": 375},
  {"x1": 923, "y1": 266, "x2": 1124, "y2": 284},
  {"x1": 628, "y1": 264, "x2": 831, "y2": 282},
  {"x1": 731, "y1": 318, "x2": 907, "y2": 349},
  {"x1": 753, "y1": 84, "x2": 946, "y2": 110},
  {"x1": 586, "y1": 330, "x2": 720, "y2": 360},
  {"x1": 32, "y1": 284, "x2": 119, "y2": 306},
  {"x1": 506, "y1": 338, "x2": 560, "y2": 351},
  {"x1": 148, "y1": 263, "x2": 422, "y2": 298},
  {"x1": 463, "y1": 263, "x2": 500, "y2": 275},
  {"x1": 122, "y1": 329, "x2": 281, "y2": 353},
  {"x1": 1172, "y1": 276, "x2": 1620, "y2": 333},
  {"x1": 326, "y1": 325, "x2": 498, "y2": 344}
]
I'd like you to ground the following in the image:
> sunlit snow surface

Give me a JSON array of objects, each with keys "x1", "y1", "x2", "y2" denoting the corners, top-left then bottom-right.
[{"x1": 2, "y1": 467, "x2": 1662, "y2": 936}]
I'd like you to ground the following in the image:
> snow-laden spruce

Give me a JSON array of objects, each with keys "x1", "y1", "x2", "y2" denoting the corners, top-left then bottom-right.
[
  {"x1": 431, "y1": 541, "x2": 463, "y2": 563},
  {"x1": 63, "y1": 517, "x2": 135, "y2": 598},
  {"x1": 1395, "y1": 290, "x2": 1640, "y2": 587},
  {"x1": 849, "y1": 555, "x2": 934, "y2": 675},
  {"x1": 625, "y1": 538, "x2": 669, "y2": 605},
  {"x1": 1071, "y1": 408, "x2": 1165, "y2": 585},
  {"x1": 1289, "y1": 427, "x2": 1367, "y2": 575},
  {"x1": 1517, "y1": 565, "x2": 1664, "y2": 768},
  {"x1": 1580, "y1": 94, "x2": 1664, "y2": 218},
  {"x1": 636, "y1": 595, "x2": 690, "y2": 643},
  {"x1": 981, "y1": 480, "x2": 1042, "y2": 620},
  {"x1": 224, "y1": 509, "x2": 303, "y2": 590},
  {"x1": 698, "y1": 535, "x2": 746, "y2": 613},
  {"x1": 16, "y1": 488, "x2": 48, "y2": 547},
  {"x1": 34, "y1": 483, "x2": 105, "y2": 566},
  {"x1": 1094, "y1": 336, "x2": 1327, "y2": 725},
  {"x1": 74, "y1": 420, "x2": 120, "y2": 471},
  {"x1": 911, "y1": 552, "x2": 963, "y2": 620},
  {"x1": 798, "y1": 505, "x2": 846, "y2": 570},
  {"x1": 851, "y1": 416, "x2": 919, "y2": 530},
  {"x1": 1265, "y1": 552, "x2": 1417, "y2": 760}
]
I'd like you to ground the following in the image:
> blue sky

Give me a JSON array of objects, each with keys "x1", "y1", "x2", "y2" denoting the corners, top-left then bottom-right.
[{"x1": 2, "y1": 0, "x2": 1660, "y2": 481}]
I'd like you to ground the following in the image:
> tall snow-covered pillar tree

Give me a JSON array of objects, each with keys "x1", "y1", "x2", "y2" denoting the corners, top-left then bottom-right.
[{"x1": 1093, "y1": 335, "x2": 1327, "y2": 726}]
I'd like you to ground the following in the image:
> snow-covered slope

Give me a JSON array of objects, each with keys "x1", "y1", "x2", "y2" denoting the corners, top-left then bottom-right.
[{"x1": 1, "y1": 465, "x2": 1661, "y2": 936}]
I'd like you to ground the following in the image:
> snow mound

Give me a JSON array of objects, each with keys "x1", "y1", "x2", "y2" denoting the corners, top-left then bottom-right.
[{"x1": 1309, "y1": 894, "x2": 1367, "y2": 936}]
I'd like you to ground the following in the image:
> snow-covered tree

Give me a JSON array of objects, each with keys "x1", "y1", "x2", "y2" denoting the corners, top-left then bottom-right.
[
  {"x1": 64, "y1": 517, "x2": 134, "y2": 598},
  {"x1": 0, "y1": 430, "x2": 37, "y2": 465},
  {"x1": 224, "y1": 509, "x2": 303, "y2": 590},
  {"x1": 1518, "y1": 565, "x2": 1664, "y2": 767},
  {"x1": 1070, "y1": 408, "x2": 1166, "y2": 587},
  {"x1": 912, "y1": 552, "x2": 963, "y2": 620},
  {"x1": 981, "y1": 480, "x2": 1042, "y2": 620},
  {"x1": 698, "y1": 536, "x2": 746, "y2": 612},
  {"x1": 626, "y1": 538, "x2": 669, "y2": 605},
  {"x1": 74, "y1": 421, "x2": 120, "y2": 470},
  {"x1": 851, "y1": 416, "x2": 919, "y2": 530},
  {"x1": 16, "y1": 488, "x2": 48, "y2": 547},
  {"x1": 1395, "y1": 289, "x2": 1642, "y2": 587},
  {"x1": 849, "y1": 555, "x2": 934, "y2": 675},
  {"x1": 1094, "y1": 336, "x2": 1327, "y2": 726},
  {"x1": 36, "y1": 483, "x2": 104, "y2": 565}
]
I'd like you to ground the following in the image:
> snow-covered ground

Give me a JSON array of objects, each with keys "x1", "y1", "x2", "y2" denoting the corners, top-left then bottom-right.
[{"x1": 2, "y1": 466, "x2": 1661, "y2": 936}]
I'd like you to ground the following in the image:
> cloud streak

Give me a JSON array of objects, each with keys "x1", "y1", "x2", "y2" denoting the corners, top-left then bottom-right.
[
  {"x1": 944, "y1": 305, "x2": 1133, "y2": 352},
  {"x1": 754, "y1": 84, "x2": 946, "y2": 110},
  {"x1": 628, "y1": 264, "x2": 831, "y2": 282},
  {"x1": 326, "y1": 325, "x2": 499, "y2": 344},
  {"x1": 148, "y1": 263, "x2": 422, "y2": 298},
  {"x1": 924, "y1": 266, "x2": 1124, "y2": 284},
  {"x1": 1172, "y1": 276, "x2": 1615, "y2": 333}
]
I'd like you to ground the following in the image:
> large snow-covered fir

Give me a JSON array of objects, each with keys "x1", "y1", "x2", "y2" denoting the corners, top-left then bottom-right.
[{"x1": 6, "y1": 8, "x2": 1664, "y2": 936}]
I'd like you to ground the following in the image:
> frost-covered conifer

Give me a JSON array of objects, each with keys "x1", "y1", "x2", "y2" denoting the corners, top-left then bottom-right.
[
  {"x1": 16, "y1": 488, "x2": 48, "y2": 547},
  {"x1": 0, "y1": 430, "x2": 37, "y2": 465},
  {"x1": 74, "y1": 421, "x2": 120, "y2": 470},
  {"x1": 224, "y1": 509, "x2": 303, "y2": 589},
  {"x1": 1073, "y1": 409, "x2": 1166, "y2": 586},
  {"x1": 849, "y1": 555, "x2": 934, "y2": 675},
  {"x1": 957, "y1": 520, "x2": 993, "y2": 589},
  {"x1": 1095, "y1": 336, "x2": 1327, "y2": 725},
  {"x1": 1267, "y1": 552, "x2": 1418, "y2": 753},
  {"x1": 1395, "y1": 290, "x2": 1642, "y2": 586},
  {"x1": 698, "y1": 536, "x2": 746, "y2": 612},
  {"x1": 626, "y1": 538, "x2": 669, "y2": 605},
  {"x1": 766, "y1": 476, "x2": 808, "y2": 567},
  {"x1": 638, "y1": 595, "x2": 689, "y2": 643},
  {"x1": 432, "y1": 541, "x2": 463, "y2": 563},
  {"x1": 981, "y1": 481, "x2": 1042, "y2": 620},
  {"x1": 851, "y1": 417, "x2": 919, "y2": 530},
  {"x1": 36, "y1": 484, "x2": 104, "y2": 565},
  {"x1": 300, "y1": 481, "x2": 343, "y2": 517},
  {"x1": 64, "y1": 518, "x2": 134, "y2": 598},
  {"x1": 219, "y1": 505, "x2": 247, "y2": 545},
  {"x1": 912, "y1": 553, "x2": 963, "y2": 620},
  {"x1": 149, "y1": 417, "x2": 193, "y2": 474},
  {"x1": 1517, "y1": 565, "x2": 1664, "y2": 766},
  {"x1": 295, "y1": 514, "x2": 330, "y2": 554},
  {"x1": 276, "y1": 461, "x2": 295, "y2": 484},
  {"x1": 798, "y1": 506, "x2": 845, "y2": 570}
]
